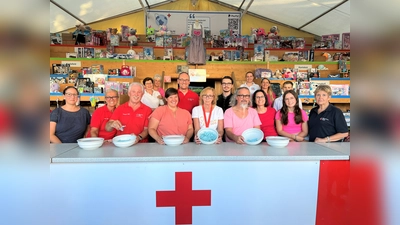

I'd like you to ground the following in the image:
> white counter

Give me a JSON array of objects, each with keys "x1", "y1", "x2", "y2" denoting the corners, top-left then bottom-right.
[
  {"x1": 50, "y1": 143, "x2": 79, "y2": 158},
  {"x1": 50, "y1": 142, "x2": 349, "y2": 163},
  {"x1": 315, "y1": 142, "x2": 350, "y2": 155}
]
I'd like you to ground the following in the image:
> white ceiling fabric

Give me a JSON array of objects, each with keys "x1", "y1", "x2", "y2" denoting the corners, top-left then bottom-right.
[{"x1": 50, "y1": 0, "x2": 350, "y2": 37}]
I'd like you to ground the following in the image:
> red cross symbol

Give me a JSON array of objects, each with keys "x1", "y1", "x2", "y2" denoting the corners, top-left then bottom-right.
[{"x1": 156, "y1": 172, "x2": 211, "y2": 224}]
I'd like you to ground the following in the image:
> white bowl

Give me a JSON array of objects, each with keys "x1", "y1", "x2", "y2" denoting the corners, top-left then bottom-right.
[
  {"x1": 77, "y1": 137, "x2": 104, "y2": 150},
  {"x1": 197, "y1": 128, "x2": 218, "y2": 145},
  {"x1": 242, "y1": 128, "x2": 264, "y2": 145},
  {"x1": 163, "y1": 135, "x2": 185, "y2": 146},
  {"x1": 112, "y1": 134, "x2": 136, "y2": 148},
  {"x1": 266, "y1": 136, "x2": 290, "y2": 148}
]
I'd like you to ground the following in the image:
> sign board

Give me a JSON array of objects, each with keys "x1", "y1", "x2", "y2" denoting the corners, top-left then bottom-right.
[
  {"x1": 61, "y1": 61, "x2": 81, "y2": 68},
  {"x1": 294, "y1": 64, "x2": 312, "y2": 70},
  {"x1": 146, "y1": 10, "x2": 241, "y2": 36},
  {"x1": 186, "y1": 17, "x2": 210, "y2": 34},
  {"x1": 188, "y1": 69, "x2": 207, "y2": 82}
]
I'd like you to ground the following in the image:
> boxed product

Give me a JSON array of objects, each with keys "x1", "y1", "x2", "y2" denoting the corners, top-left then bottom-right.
[
  {"x1": 255, "y1": 68, "x2": 272, "y2": 79},
  {"x1": 52, "y1": 64, "x2": 70, "y2": 74},
  {"x1": 253, "y1": 44, "x2": 264, "y2": 61},
  {"x1": 330, "y1": 84, "x2": 350, "y2": 96},
  {"x1": 104, "y1": 81, "x2": 124, "y2": 95},
  {"x1": 143, "y1": 47, "x2": 154, "y2": 60},
  {"x1": 84, "y1": 74, "x2": 107, "y2": 89},
  {"x1": 299, "y1": 89, "x2": 310, "y2": 95},
  {"x1": 121, "y1": 82, "x2": 130, "y2": 95},
  {"x1": 91, "y1": 64, "x2": 104, "y2": 74},
  {"x1": 310, "y1": 80, "x2": 330, "y2": 95}
]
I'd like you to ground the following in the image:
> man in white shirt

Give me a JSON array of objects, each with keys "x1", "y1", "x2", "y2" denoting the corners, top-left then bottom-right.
[{"x1": 273, "y1": 81, "x2": 302, "y2": 111}]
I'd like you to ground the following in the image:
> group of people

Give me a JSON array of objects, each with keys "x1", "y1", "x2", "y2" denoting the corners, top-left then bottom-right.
[{"x1": 50, "y1": 71, "x2": 348, "y2": 145}]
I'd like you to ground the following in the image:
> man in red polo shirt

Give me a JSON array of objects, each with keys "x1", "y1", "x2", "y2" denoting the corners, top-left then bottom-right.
[
  {"x1": 106, "y1": 82, "x2": 152, "y2": 143},
  {"x1": 177, "y1": 72, "x2": 199, "y2": 114}
]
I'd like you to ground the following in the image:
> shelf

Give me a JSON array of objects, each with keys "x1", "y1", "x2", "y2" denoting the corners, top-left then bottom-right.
[
  {"x1": 107, "y1": 75, "x2": 135, "y2": 79},
  {"x1": 310, "y1": 78, "x2": 350, "y2": 80},
  {"x1": 50, "y1": 74, "x2": 69, "y2": 77},
  {"x1": 299, "y1": 95, "x2": 350, "y2": 104},
  {"x1": 314, "y1": 49, "x2": 350, "y2": 52},
  {"x1": 51, "y1": 44, "x2": 350, "y2": 52},
  {"x1": 50, "y1": 93, "x2": 104, "y2": 102},
  {"x1": 50, "y1": 57, "x2": 350, "y2": 65}
]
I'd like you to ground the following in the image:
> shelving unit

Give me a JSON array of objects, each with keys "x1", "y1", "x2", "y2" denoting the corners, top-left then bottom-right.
[
  {"x1": 50, "y1": 45, "x2": 350, "y2": 111},
  {"x1": 50, "y1": 92, "x2": 105, "y2": 102}
]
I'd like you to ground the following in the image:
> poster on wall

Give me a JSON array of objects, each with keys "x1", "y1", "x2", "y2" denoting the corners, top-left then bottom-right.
[
  {"x1": 188, "y1": 69, "x2": 207, "y2": 82},
  {"x1": 146, "y1": 10, "x2": 241, "y2": 37}
]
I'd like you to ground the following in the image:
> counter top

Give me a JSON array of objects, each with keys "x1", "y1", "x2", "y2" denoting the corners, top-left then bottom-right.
[
  {"x1": 50, "y1": 143, "x2": 79, "y2": 158},
  {"x1": 315, "y1": 142, "x2": 350, "y2": 155},
  {"x1": 51, "y1": 142, "x2": 349, "y2": 163}
]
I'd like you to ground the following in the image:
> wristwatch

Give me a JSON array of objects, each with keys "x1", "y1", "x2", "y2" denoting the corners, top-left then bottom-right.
[
  {"x1": 326, "y1": 136, "x2": 330, "y2": 143},
  {"x1": 138, "y1": 135, "x2": 143, "y2": 141}
]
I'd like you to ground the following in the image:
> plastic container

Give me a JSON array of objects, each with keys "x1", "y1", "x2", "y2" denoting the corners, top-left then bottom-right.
[
  {"x1": 77, "y1": 137, "x2": 104, "y2": 150},
  {"x1": 197, "y1": 128, "x2": 218, "y2": 145},
  {"x1": 163, "y1": 135, "x2": 185, "y2": 146},
  {"x1": 242, "y1": 128, "x2": 263, "y2": 145},
  {"x1": 112, "y1": 134, "x2": 136, "y2": 148},
  {"x1": 266, "y1": 136, "x2": 290, "y2": 148}
]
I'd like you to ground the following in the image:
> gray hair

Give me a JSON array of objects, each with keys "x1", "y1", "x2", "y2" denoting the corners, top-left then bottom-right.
[
  {"x1": 128, "y1": 82, "x2": 144, "y2": 93},
  {"x1": 229, "y1": 87, "x2": 252, "y2": 107},
  {"x1": 153, "y1": 74, "x2": 162, "y2": 80},
  {"x1": 314, "y1": 84, "x2": 332, "y2": 97},
  {"x1": 105, "y1": 89, "x2": 119, "y2": 96}
]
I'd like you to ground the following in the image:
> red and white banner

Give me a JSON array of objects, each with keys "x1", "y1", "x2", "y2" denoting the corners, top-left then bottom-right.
[{"x1": 50, "y1": 161, "x2": 323, "y2": 224}]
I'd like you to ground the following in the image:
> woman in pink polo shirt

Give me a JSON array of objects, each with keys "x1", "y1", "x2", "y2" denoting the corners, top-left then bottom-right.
[{"x1": 275, "y1": 90, "x2": 308, "y2": 142}]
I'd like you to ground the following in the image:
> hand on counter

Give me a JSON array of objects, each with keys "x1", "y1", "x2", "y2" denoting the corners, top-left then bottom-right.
[{"x1": 235, "y1": 135, "x2": 245, "y2": 144}]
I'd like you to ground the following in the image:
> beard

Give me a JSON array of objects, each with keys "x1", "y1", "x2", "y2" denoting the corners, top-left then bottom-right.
[{"x1": 240, "y1": 103, "x2": 248, "y2": 109}]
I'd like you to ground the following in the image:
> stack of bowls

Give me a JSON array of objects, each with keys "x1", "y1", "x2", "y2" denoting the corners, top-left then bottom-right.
[
  {"x1": 265, "y1": 136, "x2": 290, "y2": 148},
  {"x1": 112, "y1": 134, "x2": 136, "y2": 148},
  {"x1": 197, "y1": 128, "x2": 218, "y2": 145},
  {"x1": 242, "y1": 128, "x2": 264, "y2": 145},
  {"x1": 163, "y1": 135, "x2": 185, "y2": 146},
  {"x1": 77, "y1": 137, "x2": 104, "y2": 150}
]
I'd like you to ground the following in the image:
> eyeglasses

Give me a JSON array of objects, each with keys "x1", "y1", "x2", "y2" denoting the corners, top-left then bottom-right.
[
  {"x1": 65, "y1": 93, "x2": 79, "y2": 97},
  {"x1": 237, "y1": 94, "x2": 250, "y2": 99},
  {"x1": 105, "y1": 96, "x2": 119, "y2": 100},
  {"x1": 179, "y1": 79, "x2": 190, "y2": 82},
  {"x1": 255, "y1": 96, "x2": 265, "y2": 99},
  {"x1": 202, "y1": 95, "x2": 214, "y2": 99},
  {"x1": 222, "y1": 83, "x2": 232, "y2": 85}
]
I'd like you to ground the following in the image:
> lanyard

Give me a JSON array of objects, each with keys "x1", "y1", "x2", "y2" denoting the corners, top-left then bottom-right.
[{"x1": 202, "y1": 105, "x2": 213, "y2": 128}]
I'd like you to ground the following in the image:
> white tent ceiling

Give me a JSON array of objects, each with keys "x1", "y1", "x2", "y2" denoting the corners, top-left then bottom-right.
[{"x1": 50, "y1": 0, "x2": 350, "y2": 38}]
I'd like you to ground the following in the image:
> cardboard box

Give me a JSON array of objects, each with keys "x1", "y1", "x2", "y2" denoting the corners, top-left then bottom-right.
[
  {"x1": 61, "y1": 33, "x2": 74, "y2": 40},
  {"x1": 119, "y1": 41, "x2": 130, "y2": 46},
  {"x1": 62, "y1": 40, "x2": 76, "y2": 45}
]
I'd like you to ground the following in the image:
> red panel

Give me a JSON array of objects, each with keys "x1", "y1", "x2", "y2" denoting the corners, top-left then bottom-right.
[
  {"x1": 316, "y1": 160, "x2": 350, "y2": 225},
  {"x1": 316, "y1": 159, "x2": 383, "y2": 225},
  {"x1": 350, "y1": 159, "x2": 383, "y2": 225}
]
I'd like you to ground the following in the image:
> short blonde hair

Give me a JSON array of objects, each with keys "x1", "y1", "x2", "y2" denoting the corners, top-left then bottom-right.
[
  {"x1": 153, "y1": 74, "x2": 162, "y2": 80},
  {"x1": 314, "y1": 84, "x2": 332, "y2": 97},
  {"x1": 199, "y1": 87, "x2": 216, "y2": 105}
]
